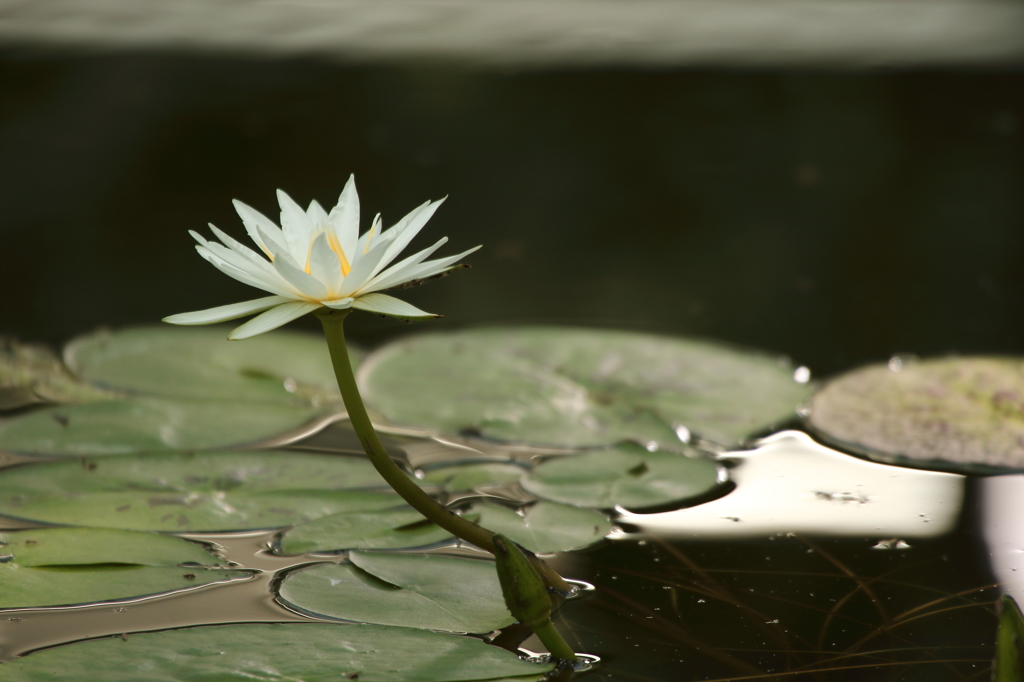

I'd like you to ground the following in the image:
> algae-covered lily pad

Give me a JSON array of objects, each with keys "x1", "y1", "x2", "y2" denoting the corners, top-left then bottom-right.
[
  {"x1": 0, "y1": 622, "x2": 552, "y2": 682},
  {"x1": 521, "y1": 442, "x2": 725, "y2": 510},
  {"x1": 358, "y1": 327, "x2": 810, "y2": 448},
  {"x1": 808, "y1": 357, "x2": 1024, "y2": 470},
  {"x1": 279, "y1": 507, "x2": 454, "y2": 554},
  {"x1": 423, "y1": 463, "x2": 528, "y2": 492},
  {"x1": 279, "y1": 551, "x2": 514, "y2": 633},
  {"x1": 65, "y1": 325, "x2": 355, "y2": 406},
  {"x1": 0, "y1": 397, "x2": 324, "y2": 456},
  {"x1": 471, "y1": 501, "x2": 610, "y2": 553},
  {"x1": 0, "y1": 450, "x2": 405, "y2": 531},
  {"x1": 0, "y1": 527, "x2": 247, "y2": 609}
]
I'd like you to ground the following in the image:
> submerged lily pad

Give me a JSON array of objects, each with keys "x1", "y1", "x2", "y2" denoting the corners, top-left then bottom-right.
[
  {"x1": 279, "y1": 507, "x2": 454, "y2": 554},
  {"x1": 808, "y1": 357, "x2": 1024, "y2": 470},
  {"x1": 0, "y1": 337, "x2": 117, "y2": 409},
  {"x1": 423, "y1": 463, "x2": 528, "y2": 492},
  {"x1": 521, "y1": 442, "x2": 725, "y2": 510},
  {"x1": 0, "y1": 450, "x2": 406, "y2": 531},
  {"x1": 65, "y1": 325, "x2": 355, "y2": 406},
  {"x1": 279, "y1": 551, "x2": 513, "y2": 633},
  {"x1": 0, "y1": 622, "x2": 552, "y2": 681},
  {"x1": 358, "y1": 327, "x2": 810, "y2": 448},
  {"x1": 471, "y1": 501, "x2": 610, "y2": 553},
  {"x1": 0, "y1": 397, "x2": 326, "y2": 456},
  {"x1": 0, "y1": 527, "x2": 246, "y2": 608}
]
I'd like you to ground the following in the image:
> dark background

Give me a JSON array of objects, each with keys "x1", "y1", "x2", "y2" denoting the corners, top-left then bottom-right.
[{"x1": 2, "y1": 50, "x2": 1022, "y2": 378}]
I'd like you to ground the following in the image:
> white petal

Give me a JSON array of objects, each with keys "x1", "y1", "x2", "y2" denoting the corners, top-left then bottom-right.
[
  {"x1": 328, "y1": 174, "x2": 360, "y2": 269},
  {"x1": 364, "y1": 244, "x2": 479, "y2": 294},
  {"x1": 336, "y1": 234, "x2": 415, "y2": 298},
  {"x1": 255, "y1": 224, "x2": 290, "y2": 261},
  {"x1": 199, "y1": 240, "x2": 286, "y2": 291},
  {"x1": 306, "y1": 199, "x2": 330, "y2": 226},
  {"x1": 323, "y1": 297, "x2": 354, "y2": 309},
  {"x1": 228, "y1": 301, "x2": 321, "y2": 340},
  {"x1": 352, "y1": 293, "x2": 438, "y2": 320},
  {"x1": 355, "y1": 212, "x2": 382, "y2": 255},
  {"x1": 208, "y1": 224, "x2": 276, "y2": 276},
  {"x1": 163, "y1": 296, "x2": 289, "y2": 326},
  {"x1": 370, "y1": 198, "x2": 445, "y2": 279},
  {"x1": 357, "y1": 236, "x2": 449, "y2": 294},
  {"x1": 273, "y1": 252, "x2": 331, "y2": 300},
  {"x1": 196, "y1": 246, "x2": 296, "y2": 298},
  {"x1": 233, "y1": 200, "x2": 283, "y2": 258},
  {"x1": 307, "y1": 231, "x2": 343, "y2": 295},
  {"x1": 277, "y1": 189, "x2": 315, "y2": 262}
]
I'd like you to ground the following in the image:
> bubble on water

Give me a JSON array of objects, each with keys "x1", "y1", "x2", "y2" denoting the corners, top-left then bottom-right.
[
  {"x1": 793, "y1": 366, "x2": 811, "y2": 384},
  {"x1": 872, "y1": 538, "x2": 911, "y2": 550}
]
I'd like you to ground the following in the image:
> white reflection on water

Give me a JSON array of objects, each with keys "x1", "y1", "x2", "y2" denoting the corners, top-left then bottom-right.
[
  {"x1": 615, "y1": 430, "x2": 964, "y2": 539},
  {"x1": 980, "y1": 475, "x2": 1024, "y2": 604}
]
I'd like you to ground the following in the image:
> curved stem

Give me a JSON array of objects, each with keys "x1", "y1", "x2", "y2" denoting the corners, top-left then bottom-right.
[
  {"x1": 318, "y1": 309, "x2": 497, "y2": 551},
  {"x1": 534, "y1": 620, "x2": 579, "y2": 666}
]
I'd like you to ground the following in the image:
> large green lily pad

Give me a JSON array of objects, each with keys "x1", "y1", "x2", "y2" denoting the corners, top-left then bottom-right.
[
  {"x1": 279, "y1": 507, "x2": 454, "y2": 554},
  {"x1": 0, "y1": 397, "x2": 324, "y2": 456},
  {"x1": 0, "y1": 527, "x2": 247, "y2": 608},
  {"x1": 0, "y1": 623, "x2": 552, "y2": 681},
  {"x1": 0, "y1": 450, "x2": 407, "y2": 531},
  {"x1": 471, "y1": 501, "x2": 610, "y2": 553},
  {"x1": 64, "y1": 325, "x2": 355, "y2": 406},
  {"x1": 279, "y1": 551, "x2": 514, "y2": 633},
  {"x1": 358, "y1": 327, "x2": 810, "y2": 448},
  {"x1": 808, "y1": 357, "x2": 1024, "y2": 470},
  {"x1": 520, "y1": 442, "x2": 725, "y2": 510}
]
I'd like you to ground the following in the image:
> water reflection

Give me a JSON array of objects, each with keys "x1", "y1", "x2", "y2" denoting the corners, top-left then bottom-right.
[{"x1": 616, "y1": 430, "x2": 964, "y2": 539}]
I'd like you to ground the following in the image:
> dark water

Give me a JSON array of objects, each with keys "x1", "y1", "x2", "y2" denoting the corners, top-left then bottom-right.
[{"x1": 1, "y1": 50, "x2": 1022, "y2": 680}]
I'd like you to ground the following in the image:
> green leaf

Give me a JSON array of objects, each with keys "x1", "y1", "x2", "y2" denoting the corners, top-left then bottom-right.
[
  {"x1": 0, "y1": 397, "x2": 324, "y2": 456},
  {"x1": 0, "y1": 527, "x2": 246, "y2": 608},
  {"x1": 521, "y1": 442, "x2": 724, "y2": 510},
  {"x1": 424, "y1": 463, "x2": 527, "y2": 492},
  {"x1": 64, "y1": 325, "x2": 357, "y2": 407},
  {"x1": 279, "y1": 551, "x2": 514, "y2": 633},
  {"x1": 808, "y1": 357, "x2": 1024, "y2": 471},
  {"x1": 358, "y1": 326, "x2": 810, "y2": 448},
  {"x1": 0, "y1": 338, "x2": 116, "y2": 409},
  {"x1": 279, "y1": 507, "x2": 454, "y2": 554},
  {"x1": 0, "y1": 623, "x2": 552, "y2": 682},
  {"x1": 471, "y1": 501, "x2": 610, "y2": 553},
  {"x1": 995, "y1": 594, "x2": 1024, "y2": 682},
  {"x1": 0, "y1": 450, "x2": 405, "y2": 531}
]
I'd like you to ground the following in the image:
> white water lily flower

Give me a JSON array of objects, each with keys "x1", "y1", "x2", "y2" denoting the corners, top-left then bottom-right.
[{"x1": 164, "y1": 175, "x2": 480, "y2": 340}]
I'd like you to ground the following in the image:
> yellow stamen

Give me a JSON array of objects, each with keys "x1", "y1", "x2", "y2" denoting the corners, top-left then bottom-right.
[{"x1": 326, "y1": 231, "x2": 351, "y2": 276}]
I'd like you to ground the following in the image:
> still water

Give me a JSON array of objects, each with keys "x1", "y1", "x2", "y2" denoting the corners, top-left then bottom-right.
[{"x1": 0, "y1": 421, "x2": 1004, "y2": 681}]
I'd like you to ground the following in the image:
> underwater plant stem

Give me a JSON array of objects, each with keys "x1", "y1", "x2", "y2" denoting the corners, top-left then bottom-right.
[{"x1": 318, "y1": 309, "x2": 497, "y2": 552}]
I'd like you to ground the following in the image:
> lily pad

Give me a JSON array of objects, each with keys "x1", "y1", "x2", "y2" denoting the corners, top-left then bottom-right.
[
  {"x1": 471, "y1": 501, "x2": 610, "y2": 553},
  {"x1": 0, "y1": 397, "x2": 324, "y2": 456},
  {"x1": 279, "y1": 507, "x2": 454, "y2": 554},
  {"x1": 0, "y1": 337, "x2": 116, "y2": 409},
  {"x1": 0, "y1": 450, "x2": 407, "y2": 531},
  {"x1": 358, "y1": 326, "x2": 810, "y2": 448},
  {"x1": 520, "y1": 442, "x2": 725, "y2": 510},
  {"x1": 65, "y1": 325, "x2": 355, "y2": 406},
  {"x1": 423, "y1": 463, "x2": 528, "y2": 492},
  {"x1": 0, "y1": 527, "x2": 246, "y2": 608},
  {"x1": 279, "y1": 551, "x2": 514, "y2": 633},
  {"x1": 808, "y1": 357, "x2": 1024, "y2": 470},
  {"x1": 0, "y1": 622, "x2": 552, "y2": 681}
]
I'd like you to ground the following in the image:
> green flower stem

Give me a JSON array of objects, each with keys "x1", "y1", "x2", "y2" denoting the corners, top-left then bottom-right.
[
  {"x1": 534, "y1": 620, "x2": 579, "y2": 666},
  {"x1": 319, "y1": 309, "x2": 497, "y2": 552},
  {"x1": 319, "y1": 311, "x2": 574, "y2": 595}
]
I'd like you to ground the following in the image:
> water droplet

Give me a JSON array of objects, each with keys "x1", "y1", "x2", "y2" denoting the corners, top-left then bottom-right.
[
  {"x1": 282, "y1": 377, "x2": 298, "y2": 393},
  {"x1": 673, "y1": 424, "x2": 691, "y2": 443},
  {"x1": 637, "y1": 540, "x2": 647, "y2": 545},
  {"x1": 793, "y1": 366, "x2": 811, "y2": 384},
  {"x1": 872, "y1": 538, "x2": 911, "y2": 550},
  {"x1": 644, "y1": 441, "x2": 658, "y2": 452},
  {"x1": 0, "y1": 554, "x2": 13, "y2": 563},
  {"x1": 697, "y1": 599, "x2": 706, "y2": 603}
]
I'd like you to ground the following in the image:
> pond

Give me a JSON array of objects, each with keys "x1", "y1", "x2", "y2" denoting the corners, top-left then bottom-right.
[{"x1": 1, "y1": 52, "x2": 1023, "y2": 681}]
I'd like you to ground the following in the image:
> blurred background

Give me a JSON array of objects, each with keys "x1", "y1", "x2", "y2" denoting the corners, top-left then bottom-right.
[{"x1": 1, "y1": 0, "x2": 1023, "y2": 378}]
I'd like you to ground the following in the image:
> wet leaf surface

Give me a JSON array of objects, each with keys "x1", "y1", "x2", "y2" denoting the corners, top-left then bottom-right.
[
  {"x1": 0, "y1": 450, "x2": 405, "y2": 531},
  {"x1": 0, "y1": 398, "x2": 325, "y2": 456},
  {"x1": 809, "y1": 357, "x2": 1024, "y2": 470},
  {"x1": 0, "y1": 623, "x2": 551, "y2": 681},
  {"x1": 520, "y1": 442, "x2": 724, "y2": 510},
  {"x1": 0, "y1": 527, "x2": 246, "y2": 608},
  {"x1": 423, "y1": 463, "x2": 528, "y2": 492},
  {"x1": 279, "y1": 551, "x2": 514, "y2": 633},
  {"x1": 64, "y1": 325, "x2": 357, "y2": 406},
  {"x1": 279, "y1": 507, "x2": 454, "y2": 554},
  {"x1": 358, "y1": 326, "x2": 810, "y2": 448},
  {"x1": 471, "y1": 501, "x2": 610, "y2": 553}
]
